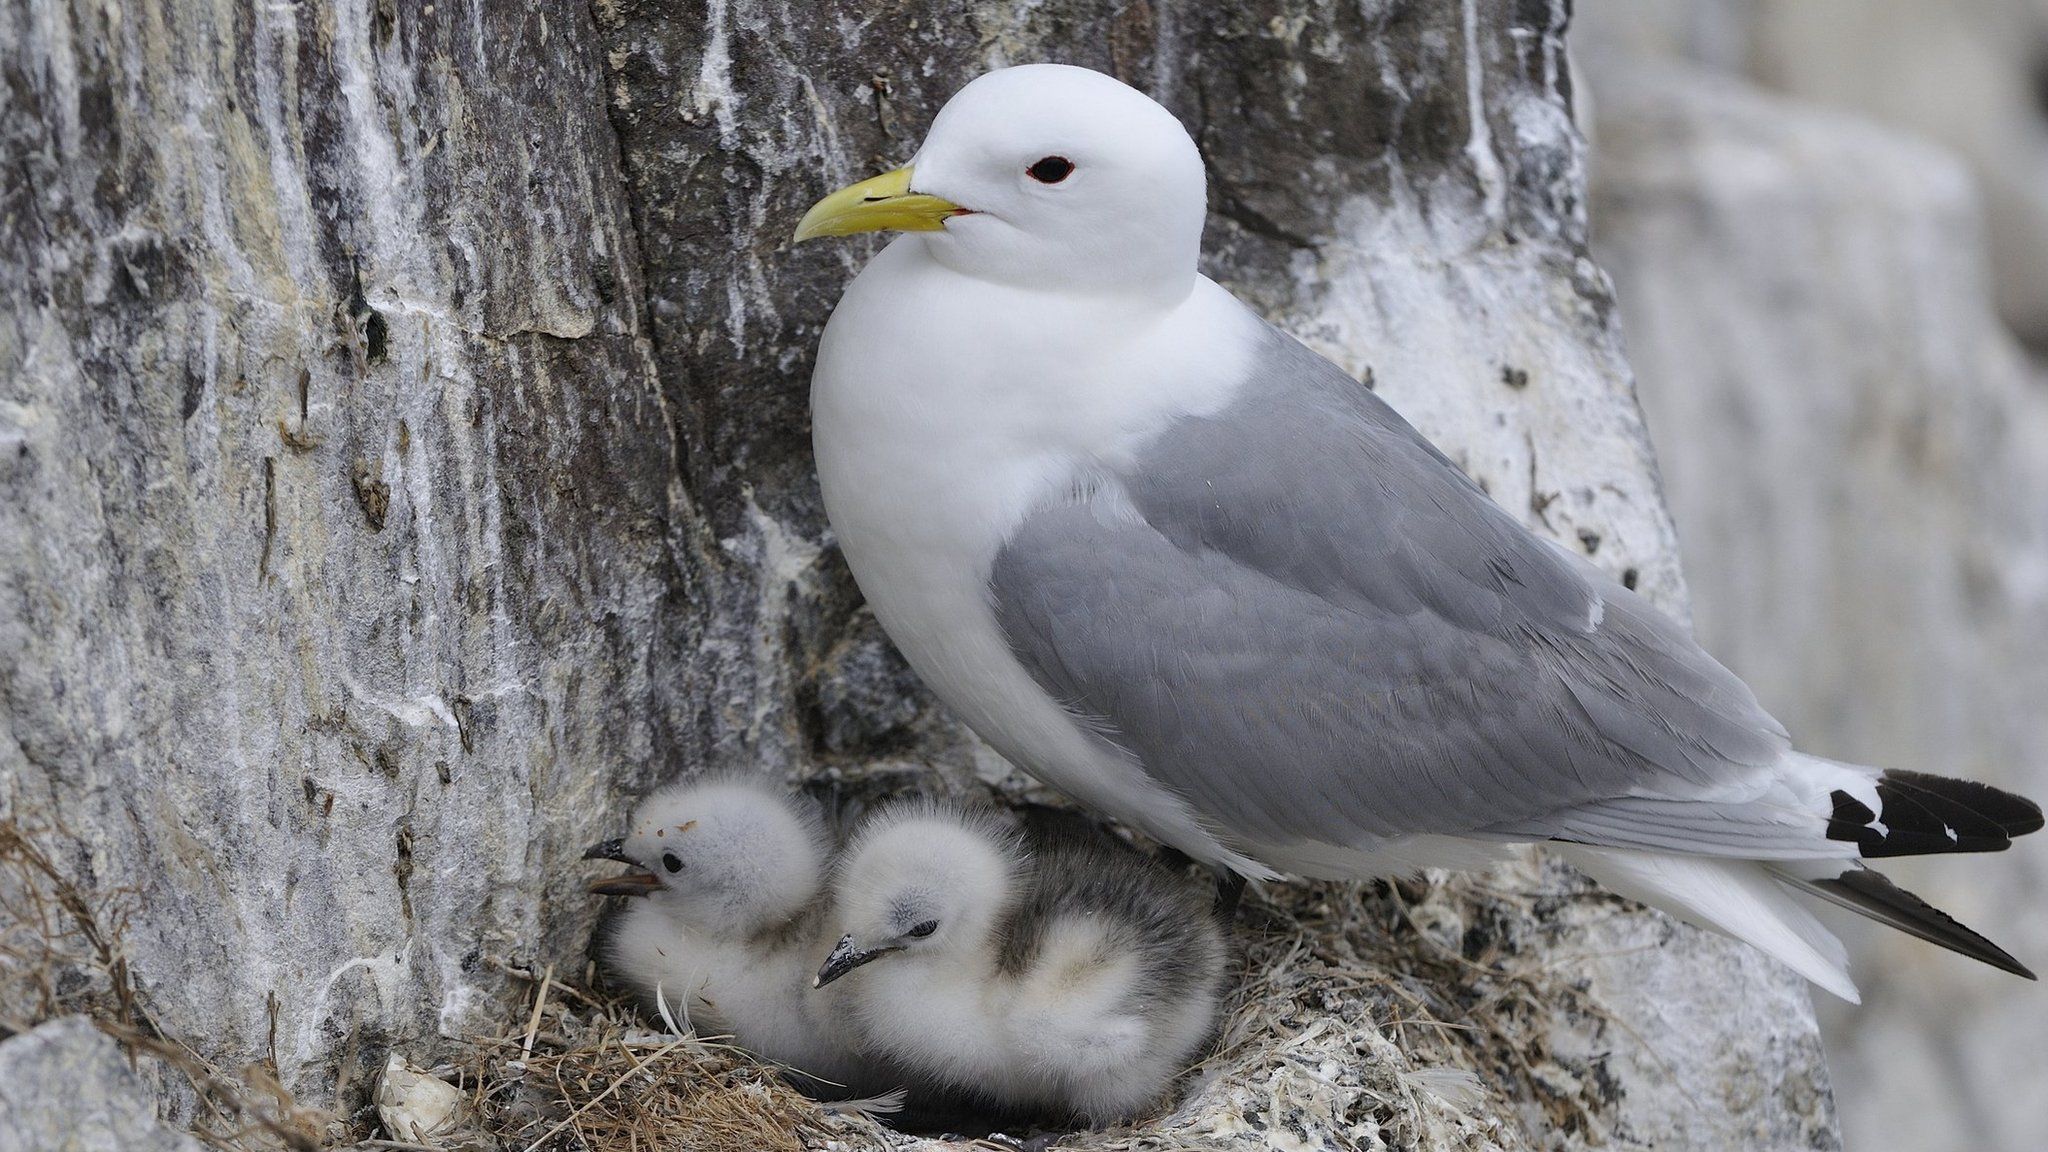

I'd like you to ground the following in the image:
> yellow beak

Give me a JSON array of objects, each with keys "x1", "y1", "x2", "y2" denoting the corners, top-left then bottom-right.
[{"x1": 792, "y1": 167, "x2": 965, "y2": 242}]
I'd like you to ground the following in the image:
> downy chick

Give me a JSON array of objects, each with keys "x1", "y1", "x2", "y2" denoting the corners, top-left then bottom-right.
[
  {"x1": 587, "y1": 777, "x2": 876, "y2": 1095},
  {"x1": 815, "y1": 804, "x2": 1228, "y2": 1123}
]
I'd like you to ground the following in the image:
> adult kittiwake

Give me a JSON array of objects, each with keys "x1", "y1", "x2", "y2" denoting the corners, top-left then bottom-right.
[{"x1": 792, "y1": 62, "x2": 2041, "y2": 1001}]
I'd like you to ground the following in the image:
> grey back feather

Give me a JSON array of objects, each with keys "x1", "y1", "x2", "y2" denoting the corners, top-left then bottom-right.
[
  {"x1": 997, "y1": 818, "x2": 1227, "y2": 1022},
  {"x1": 990, "y1": 325, "x2": 1791, "y2": 854}
]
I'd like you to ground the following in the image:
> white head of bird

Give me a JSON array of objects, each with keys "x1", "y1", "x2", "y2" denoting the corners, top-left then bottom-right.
[
  {"x1": 794, "y1": 64, "x2": 1205, "y2": 302},
  {"x1": 585, "y1": 778, "x2": 827, "y2": 939},
  {"x1": 812, "y1": 808, "x2": 1023, "y2": 988}
]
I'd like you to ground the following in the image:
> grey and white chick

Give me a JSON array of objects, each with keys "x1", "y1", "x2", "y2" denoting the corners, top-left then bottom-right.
[
  {"x1": 587, "y1": 777, "x2": 878, "y2": 1095},
  {"x1": 814, "y1": 804, "x2": 1229, "y2": 1123}
]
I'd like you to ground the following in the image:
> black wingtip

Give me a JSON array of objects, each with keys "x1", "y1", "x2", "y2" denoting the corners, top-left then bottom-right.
[
  {"x1": 1886, "y1": 770, "x2": 2044, "y2": 838},
  {"x1": 1827, "y1": 772, "x2": 2044, "y2": 858},
  {"x1": 1798, "y1": 866, "x2": 2036, "y2": 981}
]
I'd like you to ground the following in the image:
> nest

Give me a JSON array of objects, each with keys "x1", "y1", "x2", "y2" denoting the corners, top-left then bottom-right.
[
  {"x1": 431, "y1": 966, "x2": 876, "y2": 1152},
  {"x1": 411, "y1": 864, "x2": 1628, "y2": 1152},
  {"x1": 3, "y1": 800, "x2": 1641, "y2": 1152}
]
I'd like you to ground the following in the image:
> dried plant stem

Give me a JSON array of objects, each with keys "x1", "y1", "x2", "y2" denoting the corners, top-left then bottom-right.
[{"x1": 518, "y1": 1037, "x2": 686, "y2": 1152}]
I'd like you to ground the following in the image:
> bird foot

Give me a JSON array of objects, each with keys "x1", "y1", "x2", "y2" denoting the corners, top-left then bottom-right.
[{"x1": 1212, "y1": 867, "x2": 1248, "y2": 919}]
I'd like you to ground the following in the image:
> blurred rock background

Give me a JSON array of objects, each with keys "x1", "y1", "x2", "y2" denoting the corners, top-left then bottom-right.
[{"x1": 1578, "y1": 3, "x2": 2048, "y2": 1149}]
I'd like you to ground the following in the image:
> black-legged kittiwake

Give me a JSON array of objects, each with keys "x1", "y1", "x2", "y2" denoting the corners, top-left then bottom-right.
[
  {"x1": 813, "y1": 803, "x2": 1228, "y2": 1121},
  {"x1": 792, "y1": 62, "x2": 2042, "y2": 1001}
]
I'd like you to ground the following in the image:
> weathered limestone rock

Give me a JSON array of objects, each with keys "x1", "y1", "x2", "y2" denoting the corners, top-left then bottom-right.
[
  {"x1": 1, "y1": 0, "x2": 686, "y2": 1099},
  {"x1": 1576, "y1": 0, "x2": 2048, "y2": 351},
  {"x1": 3, "y1": 1, "x2": 1836, "y2": 1146},
  {"x1": 1585, "y1": 57, "x2": 2048, "y2": 1152},
  {"x1": 1745, "y1": 0, "x2": 2048, "y2": 349},
  {"x1": 0, "y1": 1017, "x2": 204, "y2": 1152}
]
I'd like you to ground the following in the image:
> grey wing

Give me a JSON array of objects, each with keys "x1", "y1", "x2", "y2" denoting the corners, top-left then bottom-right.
[{"x1": 989, "y1": 326, "x2": 1795, "y2": 856}]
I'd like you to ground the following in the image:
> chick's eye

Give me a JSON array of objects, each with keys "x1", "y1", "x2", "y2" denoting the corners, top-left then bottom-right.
[
  {"x1": 661, "y1": 852, "x2": 683, "y2": 874},
  {"x1": 1026, "y1": 156, "x2": 1074, "y2": 184},
  {"x1": 905, "y1": 919, "x2": 939, "y2": 939}
]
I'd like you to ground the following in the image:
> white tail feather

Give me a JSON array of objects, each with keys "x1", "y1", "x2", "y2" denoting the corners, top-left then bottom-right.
[
  {"x1": 1555, "y1": 844, "x2": 1860, "y2": 1003},
  {"x1": 821, "y1": 1087, "x2": 909, "y2": 1117}
]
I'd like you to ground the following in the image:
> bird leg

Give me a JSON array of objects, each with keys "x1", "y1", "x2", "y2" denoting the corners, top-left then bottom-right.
[{"x1": 1212, "y1": 867, "x2": 1248, "y2": 919}]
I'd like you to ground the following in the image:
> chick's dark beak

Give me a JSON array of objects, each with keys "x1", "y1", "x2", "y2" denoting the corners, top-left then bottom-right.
[
  {"x1": 583, "y1": 838, "x2": 660, "y2": 896},
  {"x1": 813, "y1": 933, "x2": 897, "y2": 988},
  {"x1": 582, "y1": 838, "x2": 630, "y2": 863}
]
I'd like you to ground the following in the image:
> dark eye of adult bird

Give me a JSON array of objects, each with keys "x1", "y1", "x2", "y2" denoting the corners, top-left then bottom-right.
[
  {"x1": 661, "y1": 852, "x2": 683, "y2": 874},
  {"x1": 1026, "y1": 156, "x2": 1073, "y2": 184},
  {"x1": 905, "y1": 919, "x2": 939, "y2": 939}
]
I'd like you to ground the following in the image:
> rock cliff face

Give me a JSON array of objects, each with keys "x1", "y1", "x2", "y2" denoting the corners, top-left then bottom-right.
[
  {"x1": 0, "y1": 1017, "x2": 206, "y2": 1152},
  {"x1": 1744, "y1": 0, "x2": 2048, "y2": 349},
  {"x1": 2, "y1": 2, "x2": 1836, "y2": 1147},
  {"x1": 1579, "y1": 19, "x2": 2048, "y2": 1151}
]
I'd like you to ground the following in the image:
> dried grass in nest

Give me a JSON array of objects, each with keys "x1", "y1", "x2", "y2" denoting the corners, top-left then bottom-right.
[
  {"x1": 446, "y1": 966, "x2": 891, "y2": 1152},
  {"x1": 1059, "y1": 859, "x2": 1636, "y2": 1152}
]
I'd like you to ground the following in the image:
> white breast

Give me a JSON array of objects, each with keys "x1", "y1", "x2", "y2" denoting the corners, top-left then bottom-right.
[
  {"x1": 604, "y1": 909, "x2": 864, "y2": 1084},
  {"x1": 810, "y1": 237, "x2": 1271, "y2": 877}
]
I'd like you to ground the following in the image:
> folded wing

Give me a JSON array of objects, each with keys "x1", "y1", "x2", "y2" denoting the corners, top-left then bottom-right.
[{"x1": 990, "y1": 326, "x2": 1799, "y2": 859}]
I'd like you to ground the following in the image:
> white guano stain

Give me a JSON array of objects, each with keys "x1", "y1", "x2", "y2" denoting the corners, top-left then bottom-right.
[
  {"x1": 298, "y1": 941, "x2": 417, "y2": 1066},
  {"x1": 728, "y1": 494, "x2": 824, "y2": 748},
  {"x1": 695, "y1": 0, "x2": 741, "y2": 147},
  {"x1": 344, "y1": 675, "x2": 461, "y2": 732},
  {"x1": 1461, "y1": 0, "x2": 1507, "y2": 224}
]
